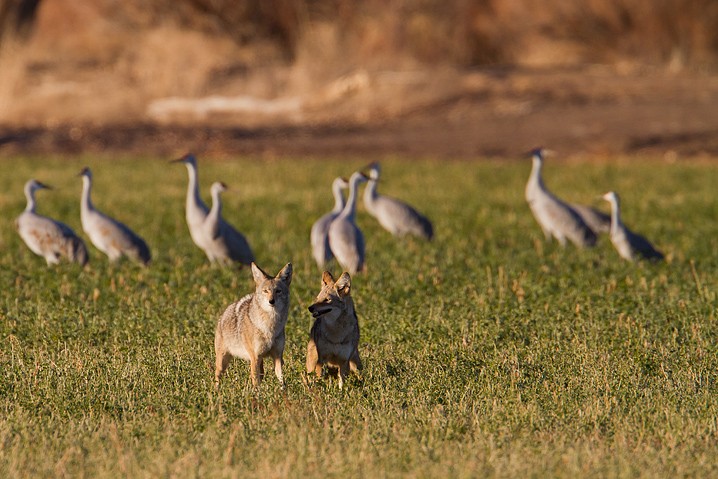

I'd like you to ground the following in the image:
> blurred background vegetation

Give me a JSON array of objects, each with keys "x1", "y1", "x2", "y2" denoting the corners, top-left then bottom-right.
[
  {"x1": 3, "y1": 0, "x2": 718, "y2": 68},
  {"x1": 1, "y1": 0, "x2": 717, "y2": 144}
]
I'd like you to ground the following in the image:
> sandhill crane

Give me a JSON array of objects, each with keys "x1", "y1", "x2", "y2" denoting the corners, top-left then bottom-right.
[
  {"x1": 79, "y1": 167, "x2": 151, "y2": 265},
  {"x1": 310, "y1": 177, "x2": 349, "y2": 269},
  {"x1": 525, "y1": 148, "x2": 597, "y2": 248},
  {"x1": 172, "y1": 154, "x2": 254, "y2": 266},
  {"x1": 171, "y1": 153, "x2": 210, "y2": 254},
  {"x1": 202, "y1": 181, "x2": 255, "y2": 266},
  {"x1": 602, "y1": 191, "x2": 664, "y2": 262},
  {"x1": 363, "y1": 162, "x2": 433, "y2": 240},
  {"x1": 16, "y1": 179, "x2": 89, "y2": 266},
  {"x1": 328, "y1": 171, "x2": 368, "y2": 275}
]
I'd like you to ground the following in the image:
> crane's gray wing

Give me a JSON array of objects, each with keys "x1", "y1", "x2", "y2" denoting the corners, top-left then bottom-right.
[
  {"x1": 328, "y1": 219, "x2": 363, "y2": 272},
  {"x1": 542, "y1": 199, "x2": 597, "y2": 246},
  {"x1": 55, "y1": 220, "x2": 90, "y2": 265},
  {"x1": 571, "y1": 203, "x2": 611, "y2": 235},
  {"x1": 68, "y1": 235, "x2": 90, "y2": 266},
  {"x1": 104, "y1": 215, "x2": 151, "y2": 264},
  {"x1": 377, "y1": 196, "x2": 433, "y2": 240},
  {"x1": 220, "y1": 219, "x2": 255, "y2": 265},
  {"x1": 209, "y1": 214, "x2": 221, "y2": 240},
  {"x1": 310, "y1": 212, "x2": 336, "y2": 266}
]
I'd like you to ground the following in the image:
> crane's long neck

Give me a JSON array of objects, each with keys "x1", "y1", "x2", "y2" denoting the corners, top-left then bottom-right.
[
  {"x1": 24, "y1": 185, "x2": 37, "y2": 213},
  {"x1": 209, "y1": 189, "x2": 222, "y2": 221},
  {"x1": 363, "y1": 178, "x2": 378, "y2": 210},
  {"x1": 608, "y1": 199, "x2": 622, "y2": 234},
  {"x1": 528, "y1": 157, "x2": 546, "y2": 191},
  {"x1": 332, "y1": 181, "x2": 346, "y2": 213},
  {"x1": 185, "y1": 163, "x2": 204, "y2": 212},
  {"x1": 342, "y1": 177, "x2": 361, "y2": 221},
  {"x1": 80, "y1": 176, "x2": 93, "y2": 214}
]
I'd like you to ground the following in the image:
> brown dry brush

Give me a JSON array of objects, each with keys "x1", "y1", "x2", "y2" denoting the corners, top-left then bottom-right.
[
  {"x1": 0, "y1": 0, "x2": 41, "y2": 42},
  {"x1": 2, "y1": 0, "x2": 718, "y2": 67}
]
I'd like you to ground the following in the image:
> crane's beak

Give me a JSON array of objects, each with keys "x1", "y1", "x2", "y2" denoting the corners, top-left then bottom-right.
[{"x1": 37, "y1": 181, "x2": 53, "y2": 190}]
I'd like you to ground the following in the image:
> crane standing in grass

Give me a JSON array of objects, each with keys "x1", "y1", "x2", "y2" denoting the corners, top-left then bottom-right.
[
  {"x1": 310, "y1": 177, "x2": 349, "y2": 269},
  {"x1": 202, "y1": 181, "x2": 255, "y2": 266},
  {"x1": 363, "y1": 162, "x2": 433, "y2": 240},
  {"x1": 16, "y1": 179, "x2": 89, "y2": 266},
  {"x1": 172, "y1": 154, "x2": 254, "y2": 266},
  {"x1": 79, "y1": 167, "x2": 151, "y2": 265},
  {"x1": 328, "y1": 171, "x2": 368, "y2": 275},
  {"x1": 602, "y1": 191, "x2": 664, "y2": 262},
  {"x1": 525, "y1": 148, "x2": 597, "y2": 248},
  {"x1": 171, "y1": 153, "x2": 210, "y2": 255}
]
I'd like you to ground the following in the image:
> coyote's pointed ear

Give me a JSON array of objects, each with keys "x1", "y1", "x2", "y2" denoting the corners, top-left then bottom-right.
[
  {"x1": 251, "y1": 262, "x2": 269, "y2": 284},
  {"x1": 277, "y1": 263, "x2": 292, "y2": 285},
  {"x1": 321, "y1": 270, "x2": 335, "y2": 286},
  {"x1": 335, "y1": 272, "x2": 351, "y2": 296}
]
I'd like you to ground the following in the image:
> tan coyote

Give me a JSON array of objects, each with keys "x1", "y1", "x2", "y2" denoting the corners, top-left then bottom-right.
[
  {"x1": 214, "y1": 262, "x2": 292, "y2": 388},
  {"x1": 306, "y1": 271, "x2": 362, "y2": 389}
]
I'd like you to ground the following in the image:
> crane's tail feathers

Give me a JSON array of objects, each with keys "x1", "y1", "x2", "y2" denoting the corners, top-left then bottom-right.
[
  {"x1": 643, "y1": 248, "x2": 665, "y2": 262},
  {"x1": 414, "y1": 214, "x2": 434, "y2": 241},
  {"x1": 421, "y1": 217, "x2": 434, "y2": 241},
  {"x1": 129, "y1": 237, "x2": 151, "y2": 265},
  {"x1": 584, "y1": 230, "x2": 597, "y2": 247},
  {"x1": 69, "y1": 237, "x2": 89, "y2": 267}
]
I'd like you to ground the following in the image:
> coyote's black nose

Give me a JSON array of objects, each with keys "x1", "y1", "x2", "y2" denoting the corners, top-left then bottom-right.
[{"x1": 269, "y1": 298, "x2": 275, "y2": 305}]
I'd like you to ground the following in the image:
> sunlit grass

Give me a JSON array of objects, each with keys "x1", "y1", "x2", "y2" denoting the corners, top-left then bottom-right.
[{"x1": 1, "y1": 154, "x2": 717, "y2": 478}]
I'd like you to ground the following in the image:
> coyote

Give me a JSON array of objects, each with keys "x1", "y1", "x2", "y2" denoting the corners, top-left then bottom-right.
[
  {"x1": 306, "y1": 271, "x2": 362, "y2": 389},
  {"x1": 214, "y1": 262, "x2": 293, "y2": 388}
]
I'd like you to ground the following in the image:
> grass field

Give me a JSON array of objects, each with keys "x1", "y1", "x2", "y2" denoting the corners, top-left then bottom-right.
[{"x1": 0, "y1": 154, "x2": 717, "y2": 478}]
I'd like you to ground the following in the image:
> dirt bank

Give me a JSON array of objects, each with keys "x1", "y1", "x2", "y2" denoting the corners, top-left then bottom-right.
[{"x1": 2, "y1": 67, "x2": 717, "y2": 159}]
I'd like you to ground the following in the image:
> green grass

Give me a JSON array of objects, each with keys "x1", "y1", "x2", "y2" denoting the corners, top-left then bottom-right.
[{"x1": 1, "y1": 154, "x2": 717, "y2": 478}]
